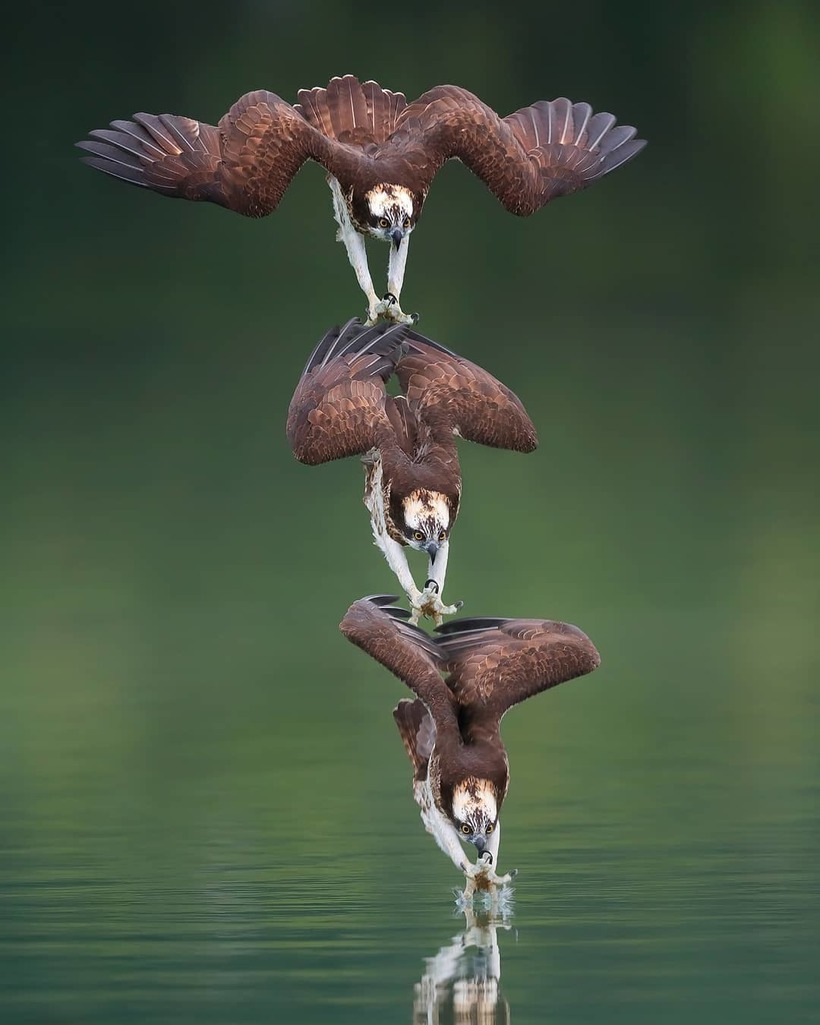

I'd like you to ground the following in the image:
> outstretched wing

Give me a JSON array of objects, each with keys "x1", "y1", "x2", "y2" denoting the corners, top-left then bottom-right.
[
  {"x1": 77, "y1": 90, "x2": 359, "y2": 217},
  {"x1": 395, "y1": 331, "x2": 538, "y2": 452},
  {"x1": 340, "y1": 596, "x2": 460, "y2": 738},
  {"x1": 286, "y1": 319, "x2": 409, "y2": 465},
  {"x1": 434, "y1": 616, "x2": 601, "y2": 718},
  {"x1": 392, "y1": 87, "x2": 645, "y2": 215}
]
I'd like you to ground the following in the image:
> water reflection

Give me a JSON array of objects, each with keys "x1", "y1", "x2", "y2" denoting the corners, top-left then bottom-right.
[{"x1": 414, "y1": 903, "x2": 513, "y2": 1024}]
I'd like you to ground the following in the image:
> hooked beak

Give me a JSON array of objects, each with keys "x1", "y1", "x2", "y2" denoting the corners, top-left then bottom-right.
[
  {"x1": 423, "y1": 541, "x2": 440, "y2": 563},
  {"x1": 391, "y1": 228, "x2": 403, "y2": 249},
  {"x1": 472, "y1": 835, "x2": 487, "y2": 856}
]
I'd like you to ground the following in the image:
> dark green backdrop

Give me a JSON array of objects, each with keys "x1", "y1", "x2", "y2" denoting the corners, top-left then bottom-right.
[{"x1": 3, "y1": 2, "x2": 819, "y2": 1022}]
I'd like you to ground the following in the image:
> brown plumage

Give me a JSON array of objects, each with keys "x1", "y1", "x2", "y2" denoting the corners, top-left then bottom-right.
[
  {"x1": 77, "y1": 74, "x2": 645, "y2": 224},
  {"x1": 77, "y1": 75, "x2": 646, "y2": 324},
  {"x1": 287, "y1": 318, "x2": 536, "y2": 465},
  {"x1": 286, "y1": 319, "x2": 536, "y2": 620},
  {"x1": 340, "y1": 595, "x2": 600, "y2": 877}
]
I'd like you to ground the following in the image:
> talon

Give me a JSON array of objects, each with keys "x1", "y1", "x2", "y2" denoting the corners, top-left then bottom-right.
[
  {"x1": 382, "y1": 292, "x2": 398, "y2": 305},
  {"x1": 410, "y1": 312, "x2": 420, "y2": 324},
  {"x1": 423, "y1": 579, "x2": 439, "y2": 594},
  {"x1": 454, "y1": 600, "x2": 464, "y2": 610}
]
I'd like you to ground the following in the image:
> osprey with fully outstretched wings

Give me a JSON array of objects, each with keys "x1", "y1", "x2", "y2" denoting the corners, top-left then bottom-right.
[
  {"x1": 340, "y1": 595, "x2": 601, "y2": 892},
  {"x1": 287, "y1": 320, "x2": 537, "y2": 622},
  {"x1": 78, "y1": 75, "x2": 646, "y2": 325}
]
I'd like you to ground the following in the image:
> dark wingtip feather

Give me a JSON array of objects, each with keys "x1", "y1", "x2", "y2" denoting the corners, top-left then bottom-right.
[
  {"x1": 301, "y1": 319, "x2": 409, "y2": 377},
  {"x1": 435, "y1": 616, "x2": 509, "y2": 636},
  {"x1": 350, "y1": 594, "x2": 444, "y2": 659},
  {"x1": 359, "y1": 593, "x2": 402, "y2": 607},
  {"x1": 404, "y1": 327, "x2": 463, "y2": 361},
  {"x1": 382, "y1": 605, "x2": 413, "y2": 622},
  {"x1": 300, "y1": 319, "x2": 357, "y2": 375},
  {"x1": 597, "y1": 123, "x2": 637, "y2": 155},
  {"x1": 76, "y1": 151, "x2": 152, "y2": 187},
  {"x1": 601, "y1": 137, "x2": 647, "y2": 174}
]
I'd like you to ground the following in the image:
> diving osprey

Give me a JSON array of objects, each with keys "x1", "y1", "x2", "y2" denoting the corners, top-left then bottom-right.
[
  {"x1": 340, "y1": 595, "x2": 601, "y2": 893},
  {"x1": 77, "y1": 75, "x2": 646, "y2": 325},
  {"x1": 286, "y1": 320, "x2": 537, "y2": 623}
]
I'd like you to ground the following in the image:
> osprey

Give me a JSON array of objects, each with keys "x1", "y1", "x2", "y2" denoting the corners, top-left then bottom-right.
[
  {"x1": 286, "y1": 320, "x2": 537, "y2": 623},
  {"x1": 340, "y1": 595, "x2": 601, "y2": 893},
  {"x1": 77, "y1": 75, "x2": 646, "y2": 325}
]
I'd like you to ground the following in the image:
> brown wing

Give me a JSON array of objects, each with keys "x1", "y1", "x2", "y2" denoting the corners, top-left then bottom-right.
[
  {"x1": 340, "y1": 596, "x2": 460, "y2": 740},
  {"x1": 392, "y1": 86, "x2": 645, "y2": 215},
  {"x1": 286, "y1": 319, "x2": 408, "y2": 465},
  {"x1": 395, "y1": 331, "x2": 538, "y2": 452},
  {"x1": 434, "y1": 616, "x2": 601, "y2": 718},
  {"x1": 77, "y1": 90, "x2": 360, "y2": 217},
  {"x1": 295, "y1": 75, "x2": 407, "y2": 146}
]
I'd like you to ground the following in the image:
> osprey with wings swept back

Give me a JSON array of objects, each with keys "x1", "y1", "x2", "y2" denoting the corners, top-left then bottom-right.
[
  {"x1": 286, "y1": 319, "x2": 537, "y2": 623},
  {"x1": 341, "y1": 596, "x2": 601, "y2": 892},
  {"x1": 78, "y1": 75, "x2": 646, "y2": 324}
]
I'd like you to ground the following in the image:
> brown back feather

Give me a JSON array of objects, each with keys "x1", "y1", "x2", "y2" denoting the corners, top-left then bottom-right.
[{"x1": 383, "y1": 394, "x2": 419, "y2": 457}]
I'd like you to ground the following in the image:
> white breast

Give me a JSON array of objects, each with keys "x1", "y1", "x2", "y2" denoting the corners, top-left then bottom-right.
[{"x1": 363, "y1": 450, "x2": 391, "y2": 555}]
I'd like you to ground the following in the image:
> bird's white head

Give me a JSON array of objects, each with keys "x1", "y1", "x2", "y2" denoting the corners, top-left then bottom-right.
[
  {"x1": 451, "y1": 778, "x2": 498, "y2": 857},
  {"x1": 364, "y1": 184, "x2": 415, "y2": 247},
  {"x1": 401, "y1": 490, "x2": 450, "y2": 563}
]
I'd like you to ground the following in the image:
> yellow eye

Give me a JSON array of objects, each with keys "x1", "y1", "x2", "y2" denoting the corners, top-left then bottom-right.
[
  {"x1": 460, "y1": 824, "x2": 471, "y2": 835},
  {"x1": 403, "y1": 217, "x2": 411, "y2": 229},
  {"x1": 413, "y1": 531, "x2": 424, "y2": 542},
  {"x1": 486, "y1": 823, "x2": 494, "y2": 833},
  {"x1": 378, "y1": 217, "x2": 389, "y2": 228},
  {"x1": 438, "y1": 530, "x2": 447, "y2": 542}
]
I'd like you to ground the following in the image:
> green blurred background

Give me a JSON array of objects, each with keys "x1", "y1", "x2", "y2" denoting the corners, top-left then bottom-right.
[{"x1": 3, "y1": 2, "x2": 819, "y2": 1022}]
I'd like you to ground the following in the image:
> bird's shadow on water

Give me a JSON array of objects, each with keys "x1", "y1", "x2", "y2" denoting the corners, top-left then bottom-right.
[{"x1": 413, "y1": 891, "x2": 515, "y2": 1024}]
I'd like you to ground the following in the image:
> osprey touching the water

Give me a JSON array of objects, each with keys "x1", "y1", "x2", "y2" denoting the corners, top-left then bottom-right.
[
  {"x1": 286, "y1": 320, "x2": 537, "y2": 623},
  {"x1": 340, "y1": 595, "x2": 601, "y2": 893},
  {"x1": 77, "y1": 75, "x2": 646, "y2": 325}
]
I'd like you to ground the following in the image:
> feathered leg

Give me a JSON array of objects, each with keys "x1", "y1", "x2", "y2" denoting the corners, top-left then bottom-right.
[
  {"x1": 415, "y1": 781, "x2": 516, "y2": 897},
  {"x1": 329, "y1": 177, "x2": 381, "y2": 320}
]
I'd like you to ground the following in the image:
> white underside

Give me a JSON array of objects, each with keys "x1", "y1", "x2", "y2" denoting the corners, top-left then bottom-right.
[
  {"x1": 329, "y1": 177, "x2": 412, "y2": 323},
  {"x1": 414, "y1": 778, "x2": 472, "y2": 874},
  {"x1": 330, "y1": 177, "x2": 379, "y2": 310},
  {"x1": 363, "y1": 453, "x2": 459, "y2": 623},
  {"x1": 412, "y1": 776, "x2": 508, "y2": 904},
  {"x1": 363, "y1": 452, "x2": 421, "y2": 604}
]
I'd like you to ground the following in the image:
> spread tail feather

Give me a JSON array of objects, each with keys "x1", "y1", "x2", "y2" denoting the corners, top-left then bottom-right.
[
  {"x1": 393, "y1": 698, "x2": 436, "y2": 781},
  {"x1": 295, "y1": 75, "x2": 407, "y2": 144}
]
